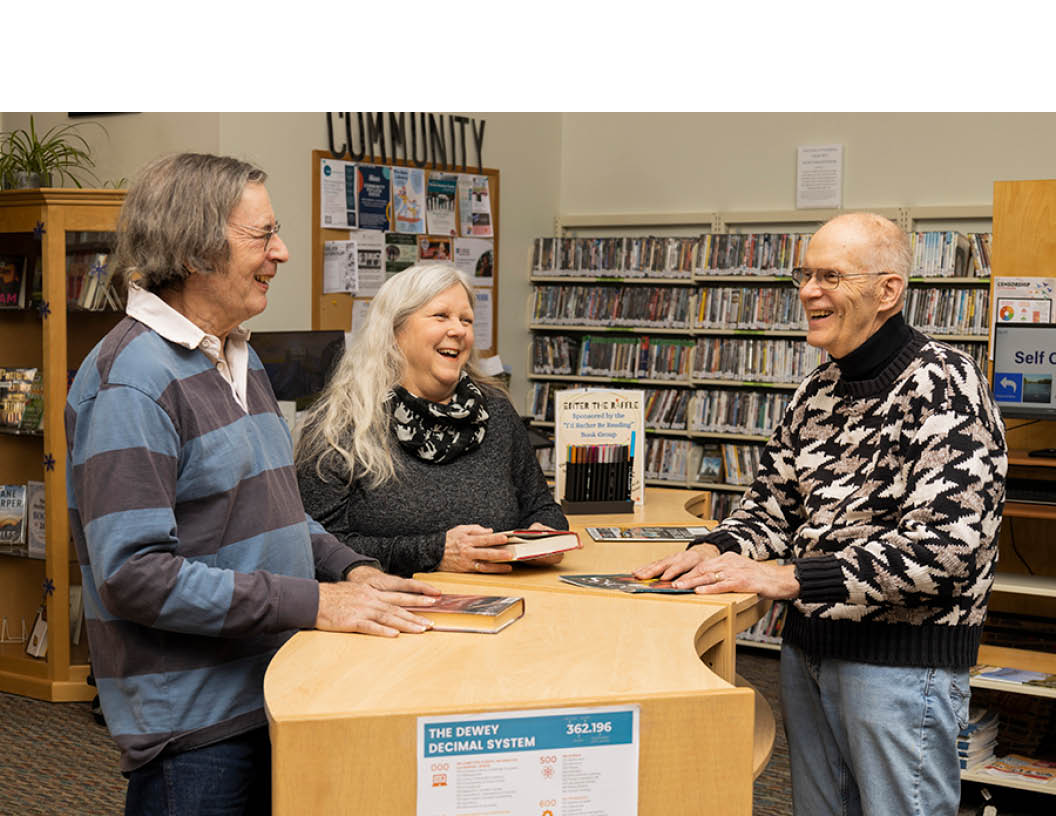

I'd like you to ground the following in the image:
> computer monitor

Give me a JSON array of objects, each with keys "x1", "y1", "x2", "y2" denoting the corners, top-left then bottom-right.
[
  {"x1": 250, "y1": 330, "x2": 346, "y2": 406},
  {"x1": 991, "y1": 323, "x2": 1056, "y2": 420}
]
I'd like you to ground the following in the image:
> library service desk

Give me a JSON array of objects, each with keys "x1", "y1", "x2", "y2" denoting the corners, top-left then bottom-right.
[{"x1": 264, "y1": 488, "x2": 774, "y2": 815}]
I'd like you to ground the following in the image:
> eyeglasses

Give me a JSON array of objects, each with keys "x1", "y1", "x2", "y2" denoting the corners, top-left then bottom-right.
[
  {"x1": 790, "y1": 267, "x2": 887, "y2": 290},
  {"x1": 231, "y1": 221, "x2": 281, "y2": 251}
]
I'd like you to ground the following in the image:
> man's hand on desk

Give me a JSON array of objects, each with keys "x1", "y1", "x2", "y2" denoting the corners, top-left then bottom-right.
[
  {"x1": 633, "y1": 545, "x2": 800, "y2": 600},
  {"x1": 315, "y1": 567, "x2": 441, "y2": 636}
]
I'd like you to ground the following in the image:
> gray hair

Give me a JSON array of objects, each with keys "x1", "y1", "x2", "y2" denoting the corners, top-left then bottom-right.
[
  {"x1": 110, "y1": 153, "x2": 267, "y2": 293},
  {"x1": 295, "y1": 263, "x2": 502, "y2": 487}
]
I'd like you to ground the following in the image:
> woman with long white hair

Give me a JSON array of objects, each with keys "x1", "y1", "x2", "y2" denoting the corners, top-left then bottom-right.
[{"x1": 296, "y1": 263, "x2": 567, "y2": 577}]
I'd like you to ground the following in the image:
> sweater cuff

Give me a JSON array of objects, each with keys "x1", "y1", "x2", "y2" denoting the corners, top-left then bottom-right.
[
  {"x1": 688, "y1": 530, "x2": 741, "y2": 554},
  {"x1": 276, "y1": 575, "x2": 321, "y2": 630},
  {"x1": 314, "y1": 533, "x2": 379, "y2": 582},
  {"x1": 422, "y1": 533, "x2": 447, "y2": 573},
  {"x1": 793, "y1": 556, "x2": 848, "y2": 604}
]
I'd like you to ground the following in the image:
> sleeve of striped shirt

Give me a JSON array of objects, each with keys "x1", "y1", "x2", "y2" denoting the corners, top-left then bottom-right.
[{"x1": 69, "y1": 384, "x2": 319, "y2": 637}]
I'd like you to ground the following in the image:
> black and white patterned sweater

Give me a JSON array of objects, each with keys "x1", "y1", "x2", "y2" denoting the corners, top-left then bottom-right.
[{"x1": 700, "y1": 323, "x2": 1006, "y2": 668}]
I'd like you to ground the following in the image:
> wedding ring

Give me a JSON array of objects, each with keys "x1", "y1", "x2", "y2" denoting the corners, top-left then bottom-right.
[
  {"x1": 714, "y1": 571, "x2": 724, "y2": 582},
  {"x1": 474, "y1": 561, "x2": 483, "y2": 571}
]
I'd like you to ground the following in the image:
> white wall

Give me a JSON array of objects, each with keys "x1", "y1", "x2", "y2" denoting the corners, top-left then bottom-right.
[{"x1": 559, "y1": 113, "x2": 1056, "y2": 213}]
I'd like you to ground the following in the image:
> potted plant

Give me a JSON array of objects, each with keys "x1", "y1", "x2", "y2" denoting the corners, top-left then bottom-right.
[{"x1": 0, "y1": 116, "x2": 100, "y2": 189}]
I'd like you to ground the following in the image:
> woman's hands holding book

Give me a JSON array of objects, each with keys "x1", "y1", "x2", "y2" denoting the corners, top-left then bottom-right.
[{"x1": 440, "y1": 524, "x2": 515, "y2": 573}]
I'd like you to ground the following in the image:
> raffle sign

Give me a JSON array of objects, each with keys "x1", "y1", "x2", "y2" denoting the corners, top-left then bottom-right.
[{"x1": 417, "y1": 705, "x2": 640, "y2": 815}]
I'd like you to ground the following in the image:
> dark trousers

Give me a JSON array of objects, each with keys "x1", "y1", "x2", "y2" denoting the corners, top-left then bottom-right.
[{"x1": 125, "y1": 727, "x2": 271, "y2": 816}]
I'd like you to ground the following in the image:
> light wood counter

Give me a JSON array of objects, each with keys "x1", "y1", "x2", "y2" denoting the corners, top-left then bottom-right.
[
  {"x1": 418, "y1": 487, "x2": 767, "y2": 684},
  {"x1": 264, "y1": 488, "x2": 773, "y2": 814}
]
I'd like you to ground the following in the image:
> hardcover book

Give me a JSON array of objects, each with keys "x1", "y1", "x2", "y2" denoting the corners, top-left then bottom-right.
[
  {"x1": 0, "y1": 255, "x2": 26, "y2": 308},
  {"x1": 0, "y1": 484, "x2": 28, "y2": 554},
  {"x1": 404, "y1": 593, "x2": 525, "y2": 634},
  {"x1": 25, "y1": 480, "x2": 45, "y2": 559},
  {"x1": 493, "y1": 530, "x2": 582, "y2": 561}
]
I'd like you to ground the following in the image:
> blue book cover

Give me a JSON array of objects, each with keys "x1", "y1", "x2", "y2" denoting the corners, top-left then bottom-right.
[{"x1": 357, "y1": 165, "x2": 391, "y2": 231}]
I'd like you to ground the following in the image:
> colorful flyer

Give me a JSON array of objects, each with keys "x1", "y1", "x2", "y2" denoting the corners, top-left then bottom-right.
[
  {"x1": 385, "y1": 233, "x2": 417, "y2": 277},
  {"x1": 419, "y1": 236, "x2": 453, "y2": 262},
  {"x1": 417, "y1": 705, "x2": 639, "y2": 816},
  {"x1": 469, "y1": 174, "x2": 493, "y2": 237},
  {"x1": 426, "y1": 172, "x2": 457, "y2": 236},
  {"x1": 356, "y1": 165, "x2": 391, "y2": 231},
  {"x1": 392, "y1": 166, "x2": 426, "y2": 235},
  {"x1": 454, "y1": 237, "x2": 494, "y2": 287},
  {"x1": 320, "y1": 158, "x2": 357, "y2": 229}
]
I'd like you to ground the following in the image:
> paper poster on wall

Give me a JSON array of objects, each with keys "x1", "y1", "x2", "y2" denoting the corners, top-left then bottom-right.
[
  {"x1": 991, "y1": 277, "x2": 1056, "y2": 358},
  {"x1": 417, "y1": 705, "x2": 639, "y2": 816},
  {"x1": 348, "y1": 299, "x2": 372, "y2": 338},
  {"x1": 469, "y1": 175, "x2": 493, "y2": 236},
  {"x1": 418, "y1": 236, "x2": 452, "y2": 262},
  {"x1": 350, "y1": 230, "x2": 385, "y2": 296},
  {"x1": 322, "y1": 240, "x2": 358, "y2": 294},
  {"x1": 796, "y1": 144, "x2": 843, "y2": 209},
  {"x1": 473, "y1": 289, "x2": 493, "y2": 350},
  {"x1": 320, "y1": 158, "x2": 356, "y2": 229},
  {"x1": 356, "y1": 165, "x2": 392, "y2": 231},
  {"x1": 454, "y1": 238, "x2": 494, "y2": 286},
  {"x1": 426, "y1": 172, "x2": 457, "y2": 236},
  {"x1": 385, "y1": 233, "x2": 418, "y2": 277},
  {"x1": 456, "y1": 175, "x2": 473, "y2": 236},
  {"x1": 392, "y1": 167, "x2": 426, "y2": 235}
]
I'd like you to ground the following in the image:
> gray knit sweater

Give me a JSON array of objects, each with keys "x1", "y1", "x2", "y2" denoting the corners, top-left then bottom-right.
[
  {"x1": 699, "y1": 326, "x2": 1007, "y2": 668},
  {"x1": 297, "y1": 390, "x2": 568, "y2": 576}
]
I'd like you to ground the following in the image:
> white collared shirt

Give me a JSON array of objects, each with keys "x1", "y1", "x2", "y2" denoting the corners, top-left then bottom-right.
[{"x1": 126, "y1": 282, "x2": 251, "y2": 412}]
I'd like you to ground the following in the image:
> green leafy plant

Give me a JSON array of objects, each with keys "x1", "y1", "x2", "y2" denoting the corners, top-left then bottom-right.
[{"x1": 0, "y1": 116, "x2": 101, "y2": 189}]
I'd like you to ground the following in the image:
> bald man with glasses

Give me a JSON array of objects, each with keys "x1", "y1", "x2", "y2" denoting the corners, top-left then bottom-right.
[{"x1": 636, "y1": 213, "x2": 1006, "y2": 816}]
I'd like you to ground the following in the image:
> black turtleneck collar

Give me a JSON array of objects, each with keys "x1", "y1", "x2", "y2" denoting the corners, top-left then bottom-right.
[
  {"x1": 832, "y1": 313, "x2": 926, "y2": 398},
  {"x1": 834, "y1": 313, "x2": 912, "y2": 381}
]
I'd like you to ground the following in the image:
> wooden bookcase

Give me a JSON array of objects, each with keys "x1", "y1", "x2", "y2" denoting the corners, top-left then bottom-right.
[
  {"x1": 0, "y1": 189, "x2": 124, "y2": 701},
  {"x1": 958, "y1": 180, "x2": 1056, "y2": 796}
]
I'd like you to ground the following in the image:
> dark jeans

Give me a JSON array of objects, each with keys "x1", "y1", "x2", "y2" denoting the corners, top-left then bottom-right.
[{"x1": 125, "y1": 727, "x2": 271, "y2": 816}]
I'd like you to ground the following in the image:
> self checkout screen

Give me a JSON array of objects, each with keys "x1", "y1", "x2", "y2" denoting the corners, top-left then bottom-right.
[{"x1": 992, "y1": 323, "x2": 1056, "y2": 418}]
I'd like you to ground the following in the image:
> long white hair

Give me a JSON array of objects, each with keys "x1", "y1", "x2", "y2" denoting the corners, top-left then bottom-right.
[{"x1": 295, "y1": 262, "x2": 500, "y2": 487}]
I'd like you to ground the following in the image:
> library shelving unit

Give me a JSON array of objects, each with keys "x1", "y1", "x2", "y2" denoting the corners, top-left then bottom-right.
[
  {"x1": 957, "y1": 179, "x2": 1056, "y2": 797},
  {"x1": 0, "y1": 189, "x2": 124, "y2": 701},
  {"x1": 527, "y1": 206, "x2": 992, "y2": 516}
]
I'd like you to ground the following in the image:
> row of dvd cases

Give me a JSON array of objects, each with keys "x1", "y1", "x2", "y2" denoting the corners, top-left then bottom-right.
[
  {"x1": 530, "y1": 283, "x2": 992, "y2": 338},
  {"x1": 531, "y1": 232, "x2": 993, "y2": 279},
  {"x1": 532, "y1": 334, "x2": 828, "y2": 382}
]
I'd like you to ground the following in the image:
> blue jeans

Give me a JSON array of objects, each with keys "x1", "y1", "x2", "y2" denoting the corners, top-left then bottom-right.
[
  {"x1": 780, "y1": 642, "x2": 970, "y2": 816},
  {"x1": 125, "y1": 727, "x2": 271, "y2": 816}
]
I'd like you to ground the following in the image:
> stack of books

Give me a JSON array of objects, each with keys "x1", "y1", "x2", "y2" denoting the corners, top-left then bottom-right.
[{"x1": 958, "y1": 707, "x2": 998, "y2": 771}]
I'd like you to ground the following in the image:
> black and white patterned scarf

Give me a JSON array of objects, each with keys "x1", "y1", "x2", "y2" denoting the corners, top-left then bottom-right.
[{"x1": 389, "y1": 375, "x2": 489, "y2": 464}]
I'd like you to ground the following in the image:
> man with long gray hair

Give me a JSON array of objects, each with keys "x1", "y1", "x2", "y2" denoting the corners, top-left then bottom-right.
[{"x1": 66, "y1": 153, "x2": 438, "y2": 815}]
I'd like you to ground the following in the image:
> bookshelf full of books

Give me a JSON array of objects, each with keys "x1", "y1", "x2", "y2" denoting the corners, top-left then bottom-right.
[
  {"x1": 0, "y1": 188, "x2": 125, "y2": 702},
  {"x1": 528, "y1": 209, "x2": 992, "y2": 526}
]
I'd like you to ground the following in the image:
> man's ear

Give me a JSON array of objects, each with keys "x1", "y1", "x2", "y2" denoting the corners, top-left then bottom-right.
[{"x1": 878, "y1": 274, "x2": 906, "y2": 312}]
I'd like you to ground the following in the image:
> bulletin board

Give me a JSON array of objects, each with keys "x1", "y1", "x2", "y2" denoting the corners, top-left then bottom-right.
[{"x1": 310, "y1": 149, "x2": 500, "y2": 355}]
